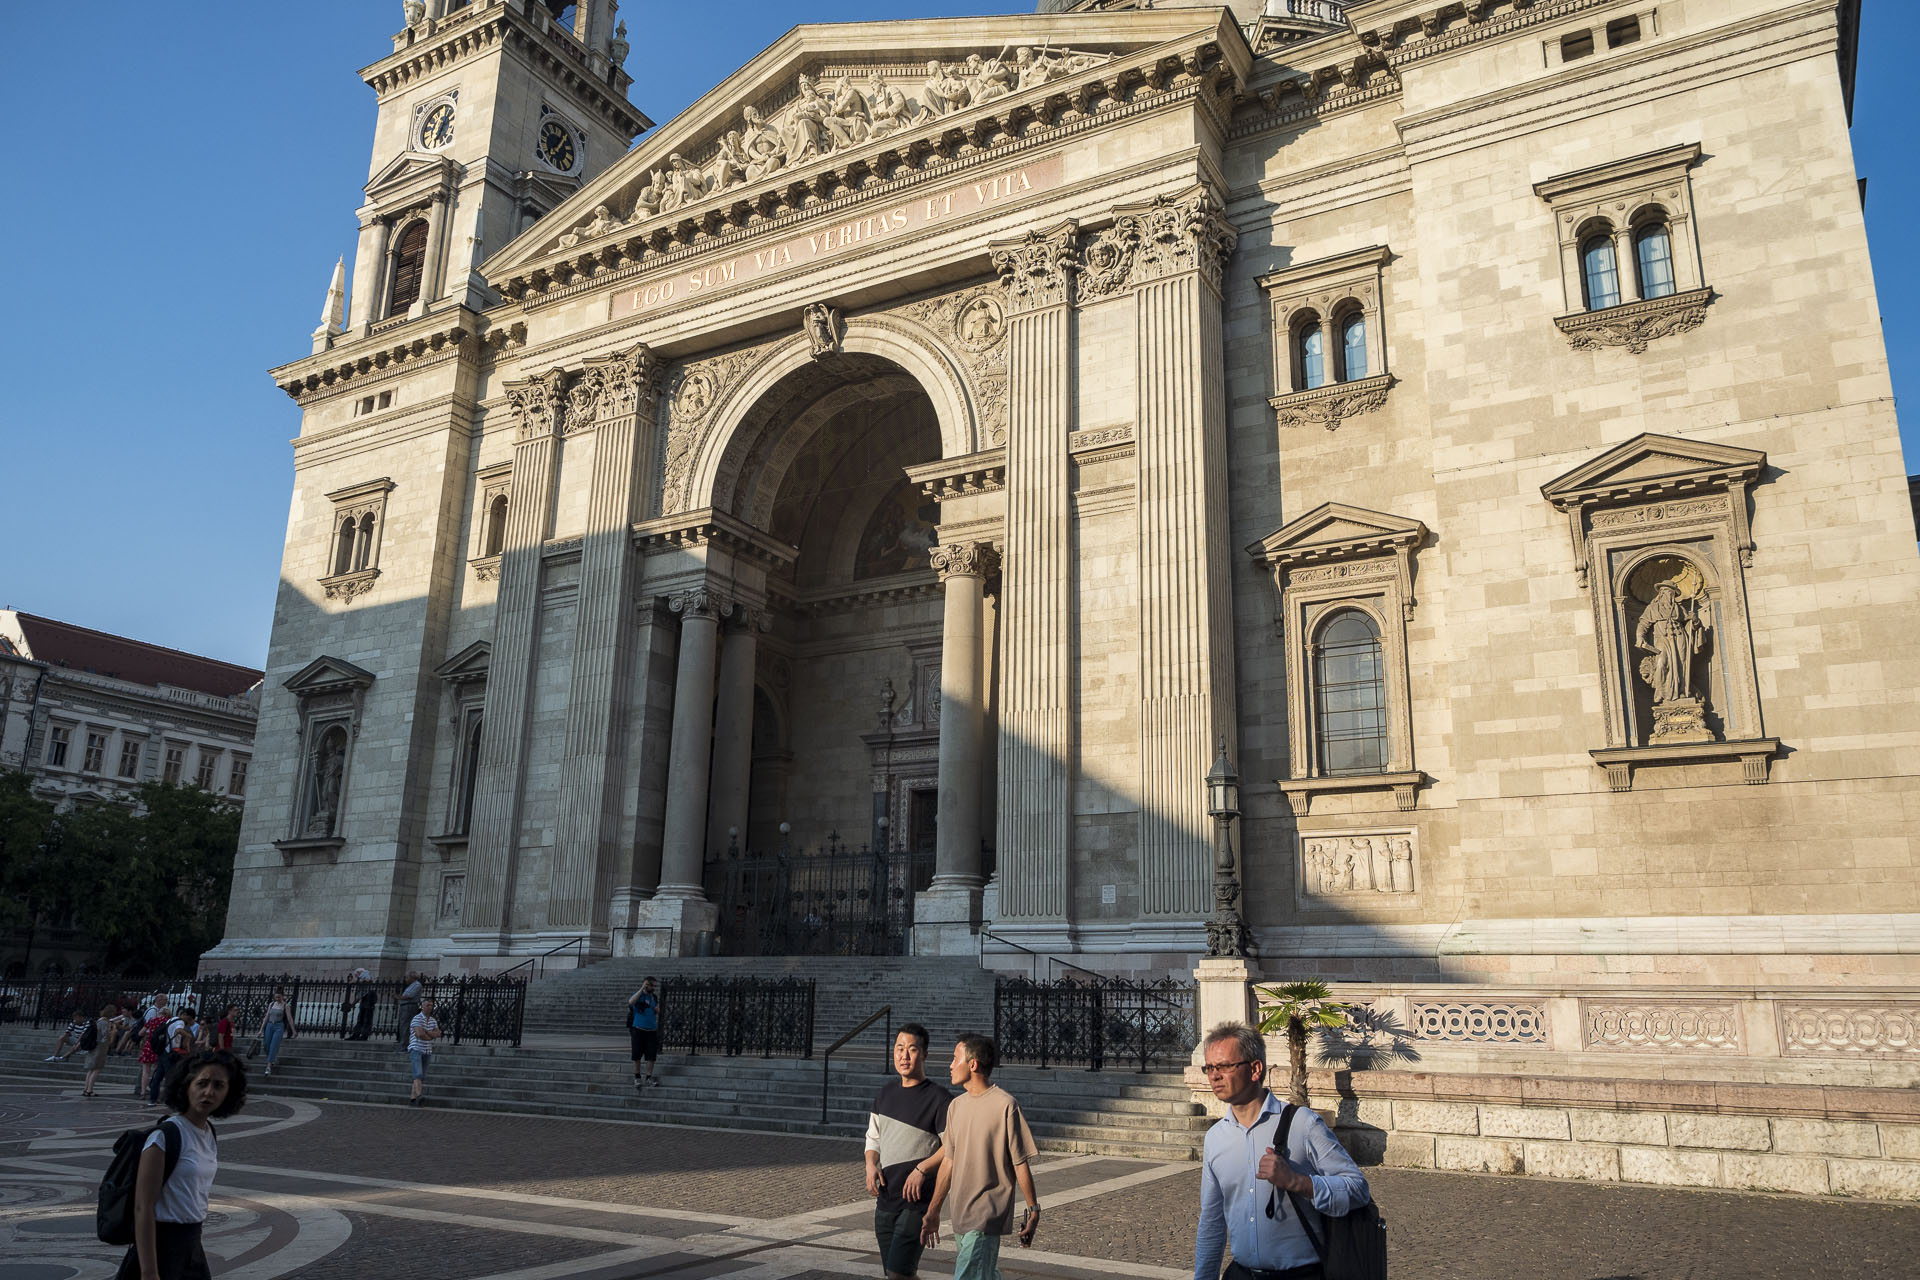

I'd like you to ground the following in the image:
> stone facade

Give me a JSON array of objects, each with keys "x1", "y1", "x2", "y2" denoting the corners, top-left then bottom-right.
[{"x1": 214, "y1": 0, "x2": 1917, "y2": 1102}]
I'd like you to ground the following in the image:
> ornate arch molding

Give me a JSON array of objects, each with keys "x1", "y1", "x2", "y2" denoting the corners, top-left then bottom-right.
[
  {"x1": 659, "y1": 288, "x2": 1004, "y2": 518},
  {"x1": 1541, "y1": 432, "x2": 1779, "y2": 790}
]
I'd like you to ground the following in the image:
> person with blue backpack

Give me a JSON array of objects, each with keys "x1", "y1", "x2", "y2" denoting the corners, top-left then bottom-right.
[
  {"x1": 99, "y1": 1048, "x2": 248, "y2": 1279},
  {"x1": 626, "y1": 977, "x2": 661, "y2": 1090}
]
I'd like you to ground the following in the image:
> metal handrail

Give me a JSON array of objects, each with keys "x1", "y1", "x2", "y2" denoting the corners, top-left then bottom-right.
[
  {"x1": 977, "y1": 925, "x2": 1107, "y2": 983},
  {"x1": 497, "y1": 935, "x2": 589, "y2": 981},
  {"x1": 820, "y1": 1004, "x2": 891, "y2": 1124}
]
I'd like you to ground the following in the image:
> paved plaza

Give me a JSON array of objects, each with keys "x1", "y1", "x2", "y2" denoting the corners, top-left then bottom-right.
[{"x1": 4, "y1": 1075, "x2": 1920, "y2": 1280}]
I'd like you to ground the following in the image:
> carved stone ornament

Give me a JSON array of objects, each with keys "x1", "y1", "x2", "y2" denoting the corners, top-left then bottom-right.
[
  {"x1": 320, "y1": 569, "x2": 380, "y2": 602},
  {"x1": 928, "y1": 540, "x2": 1000, "y2": 581},
  {"x1": 1079, "y1": 188, "x2": 1237, "y2": 300},
  {"x1": 897, "y1": 284, "x2": 1009, "y2": 446},
  {"x1": 803, "y1": 302, "x2": 844, "y2": 359},
  {"x1": 504, "y1": 368, "x2": 567, "y2": 442},
  {"x1": 1555, "y1": 287, "x2": 1711, "y2": 354},
  {"x1": 660, "y1": 347, "x2": 759, "y2": 515},
  {"x1": 469, "y1": 556, "x2": 501, "y2": 582},
  {"x1": 1270, "y1": 374, "x2": 1394, "y2": 431},
  {"x1": 991, "y1": 223, "x2": 1079, "y2": 313},
  {"x1": 1300, "y1": 829, "x2": 1417, "y2": 901},
  {"x1": 668, "y1": 587, "x2": 734, "y2": 621},
  {"x1": 583, "y1": 342, "x2": 660, "y2": 421}
]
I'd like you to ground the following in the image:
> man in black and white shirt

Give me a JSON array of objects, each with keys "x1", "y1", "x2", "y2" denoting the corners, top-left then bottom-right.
[
  {"x1": 407, "y1": 995, "x2": 441, "y2": 1107},
  {"x1": 864, "y1": 1023, "x2": 951, "y2": 1280}
]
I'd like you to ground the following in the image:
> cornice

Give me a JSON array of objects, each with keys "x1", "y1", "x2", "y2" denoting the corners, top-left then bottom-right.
[
  {"x1": 275, "y1": 311, "x2": 525, "y2": 405},
  {"x1": 632, "y1": 507, "x2": 799, "y2": 569},
  {"x1": 905, "y1": 449, "x2": 1007, "y2": 500}
]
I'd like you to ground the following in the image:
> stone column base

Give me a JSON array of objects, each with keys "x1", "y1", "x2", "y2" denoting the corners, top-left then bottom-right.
[
  {"x1": 617, "y1": 893, "x2": 718, "y2": 957},
  {"x1": 1189, "y1": 956, "x2": 1258, "y2": 1069},
  {"x1": 914, "y1": 882, "x2": 983, "y2": 956}
]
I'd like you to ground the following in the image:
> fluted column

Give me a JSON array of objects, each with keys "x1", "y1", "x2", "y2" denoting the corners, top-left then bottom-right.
[
  {"x1": 930, "y1": 541, "x2": 997, "y2": 889},
  {"x1": 459, "y1": 368, "x2": 568, "y2": 943},
  {"x1": 1124, "y1": 188, "x2": 1241, "y2": 917},
  {"x1": 656, "y1": 588, "x2": 730, "y2": 898},
  {"x1": 349, "y1": 209, "x2": 389, "y2": 332},
  {"x1": 416, "y1": 191, "x2": 450, "y2": 314},
  {"x1": 551, "y1": 346, "x2": 659, "y2": 932},
  {"x1": 705, "y1": 606, "x2": 763, "y2": 859},
  {"x1": 989, "y1": 222, "x2": 1078, "y2": 922}
]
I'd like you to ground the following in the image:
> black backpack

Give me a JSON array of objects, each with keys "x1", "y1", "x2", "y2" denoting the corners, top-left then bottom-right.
[
  {"x1": 96, "y1": 1118, "x2": 215, "y2": 1244},
  {"x1": 147, "y1": 1020, "x2": 173, "y2": 1058},
  {"x1": 78, "y1": 1019, "x2": 99, "y2": 1053},
  {"x1": 1269, "y1": 1102, "x2": 1389, "y2": 1280}
]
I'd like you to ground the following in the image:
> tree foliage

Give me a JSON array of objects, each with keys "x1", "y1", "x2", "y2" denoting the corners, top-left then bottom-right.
[
  {"x1": 0, "y1": 771, "x2": 240, "y2": 975},
  {"x1": 1253, "y1": 979, "x2": 1353, "y2": 1107}
]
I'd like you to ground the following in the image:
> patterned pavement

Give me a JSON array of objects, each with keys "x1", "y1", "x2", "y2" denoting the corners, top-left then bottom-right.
[{"x1": 4, "y1": 1071, "x2": 1920, "y2": 1279}]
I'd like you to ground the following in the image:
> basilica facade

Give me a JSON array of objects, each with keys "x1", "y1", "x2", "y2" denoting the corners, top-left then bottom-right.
[{"x1": 212, "y1": 0, "x2": 1920, "y2": 1074}]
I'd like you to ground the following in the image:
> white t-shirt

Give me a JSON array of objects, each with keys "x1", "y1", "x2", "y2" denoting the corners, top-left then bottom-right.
[{"x1": 144, "y1": 1116, "x2": 217, "y2": 1224}]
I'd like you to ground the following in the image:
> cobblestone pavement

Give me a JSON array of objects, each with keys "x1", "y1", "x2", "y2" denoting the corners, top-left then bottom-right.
[{"x1": 4, "y1": 1077, "x2": 1919, "y2": 1280}]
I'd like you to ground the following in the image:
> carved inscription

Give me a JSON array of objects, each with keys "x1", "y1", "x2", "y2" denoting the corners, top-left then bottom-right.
[{"x1": 612, "y1": 156, "x2": 1064, "y2": 321}]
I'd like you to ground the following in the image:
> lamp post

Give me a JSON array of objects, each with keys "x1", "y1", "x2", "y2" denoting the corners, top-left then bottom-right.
[{"x1": 1205, "y1": 740, "x2": 1251, "y2": 958}]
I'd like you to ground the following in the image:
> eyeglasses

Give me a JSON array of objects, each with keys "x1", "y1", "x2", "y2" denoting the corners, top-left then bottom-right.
[{"x1": 1201, "y1": 1060, "x2": 1253, "y2": 1077}]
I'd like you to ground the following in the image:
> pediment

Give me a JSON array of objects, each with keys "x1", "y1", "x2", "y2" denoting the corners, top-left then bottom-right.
[
  {"x1": 1541, "y1": 433, "x2": 1766, "y2": 509},
  {"x1": 486, "y1": 8, "x2": 1248, "y2": 279},
  {"x1": 433, "y1": 640, "x2": 491, "y2": 687},
  {"x1": 284, "y1": 655, "x2": 377, "y2": 696},
  {"x1": 365, "y1": 150, "x2": 459, "y2": 211},
  {"x1": 1249, "y1": 503, "x2": 1427, "y2": 567}
]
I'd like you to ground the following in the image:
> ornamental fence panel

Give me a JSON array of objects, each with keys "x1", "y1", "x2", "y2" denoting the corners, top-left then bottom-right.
[
  {"x1": 659, "y1": 975, "x2": 815, "y2": 1058},
  {"x1": 993, "y1": 975, "x2": 1196, "y2": 1072}
]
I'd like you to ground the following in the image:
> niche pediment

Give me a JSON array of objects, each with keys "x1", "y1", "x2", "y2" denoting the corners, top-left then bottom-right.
[
  {"x1": 433, "y1": 641, "x2": 491, "y2": 689},
  {"x1": 1248, "y1": 502, "x2": 1427, "y2": 568},
  {"x1": 1541, "y1": 433, "x2": 1765, "y2": 509},
  {"x1": 364, "y1": 151, "x2": 459, "y2": 212},
  {"x1": 284, "y1": 656, "x2": 376, "y2": 698},
  {"x1": 486, "y1": 8, "x2": 1250, "y2": 284}
]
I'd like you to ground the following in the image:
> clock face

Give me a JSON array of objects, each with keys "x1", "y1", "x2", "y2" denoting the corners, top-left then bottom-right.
[
  {"x1": 420, "y1": 103, "x2": 455, "y2": 149},
  {"x1": 538, "y1": 120, "x2": 576, "y2": 172}
]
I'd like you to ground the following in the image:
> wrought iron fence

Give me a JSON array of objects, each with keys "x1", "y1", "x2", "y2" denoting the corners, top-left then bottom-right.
[
  {"x1": 705, "y1": 840, "x2": 935, "y2": 957},
  {"x1": 0, "y1": 972, "x2": 527, "y2": 1047},
  {"x1": 994, "y1": 975, "x2": 1196, "y2": 1072},
  {"x1": 659, "y1": 975, "x2": 815, "y2": 1057}
]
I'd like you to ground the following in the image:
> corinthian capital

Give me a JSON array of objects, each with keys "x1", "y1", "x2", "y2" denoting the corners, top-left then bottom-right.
[
  {"x1": 1127, "y1": 186, "x2": 1238, "y2": 290},
  {"x1": 929, "y1": 541, "x2": 1000, "y2": 581},
  {"x1": 667, "y1": 587, "x2": 733, "y2": 621},
  {"x1": 503, "y1": 367, "x2": 568, "y2": 443},
  {"x1": 586, "y1": 342, "x2": 661, "y2": 421},
  {"x1": 990, "y1": 220, "x2": 1079, "y2": 314},
  {"x1": 564, "y1": 368, "x2": 603, "y2": 436}
]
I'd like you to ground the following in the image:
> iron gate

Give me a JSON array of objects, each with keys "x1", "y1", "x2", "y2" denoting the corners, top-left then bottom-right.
[{"x1": 705, "y1": 840, "x2": 935, "y2": 957}]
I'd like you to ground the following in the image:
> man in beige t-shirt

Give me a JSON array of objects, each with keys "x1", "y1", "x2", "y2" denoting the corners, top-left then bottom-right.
[{"x1": 920, "y1": 1034, "x2": 1041, "y2": 1280}]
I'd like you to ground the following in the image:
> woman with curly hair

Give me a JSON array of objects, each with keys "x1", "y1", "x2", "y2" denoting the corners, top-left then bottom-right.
[{"x1": 119, "y1": 1049, "x2": 248, "y2": 1280}]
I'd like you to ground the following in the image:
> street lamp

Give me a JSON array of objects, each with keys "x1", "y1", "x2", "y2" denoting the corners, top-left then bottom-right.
[{"x1": 1205, "y1": 740, "x2": 1251, "y2": 958}]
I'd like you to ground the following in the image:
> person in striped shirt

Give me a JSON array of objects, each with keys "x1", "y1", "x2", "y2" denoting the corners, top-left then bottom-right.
[{"x1": 406, "y1": 995, "x2": 441, "y2": 1107}]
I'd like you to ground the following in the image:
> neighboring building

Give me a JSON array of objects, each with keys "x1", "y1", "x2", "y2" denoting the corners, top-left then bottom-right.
[
  {"x1": 0, "y1": 610, "x2": 261, "y2": 974},
  {"x1": 216, "y1": 0, "x2": 1920, "y2": 1086}
]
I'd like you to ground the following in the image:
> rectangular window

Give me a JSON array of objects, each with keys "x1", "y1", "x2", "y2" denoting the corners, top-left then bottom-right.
[
  {"x1": 47, "y1": 726, "x2": 71, "y2": 768},
  {"x1": 83, "y1": 732, "x2": 107, "y2": 773},
  {"x1": 163, "y1": 744, "x2": 185, "y2": 785},
  {"x1": 118, "y1": 739, "x2": 143, "y2": 778},
  {"x1": 1561, "y1": 29, "x2": 1595, "y2": 60},
  {"x1": 194, "y1": 750, "x2": 219, "y2": 790},
  {"x1": 1606, "y1": 17, "x2": 1641, "y2": 48},
  {"x1": 229, "y1": 757, "x2": 250, "y2": 797}
]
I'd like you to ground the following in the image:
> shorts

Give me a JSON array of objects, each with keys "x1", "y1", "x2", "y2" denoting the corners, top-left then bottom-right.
[
  {"x1": 952, "y1": 1230, "x2": 1003, "y2": 1280},
  {"x1": 409, "y1": 1049, "x2": 431, "y2": 1080},
  {"x1": 115, "y1": 1220, "x2": 209, "y2": 1280},
  {"x1": 630, "y1": 1027, "x2": 660, "y2": 1060},
  {"x1": 874, "y1": 1203, "x2": 927, "y2": 1276}
]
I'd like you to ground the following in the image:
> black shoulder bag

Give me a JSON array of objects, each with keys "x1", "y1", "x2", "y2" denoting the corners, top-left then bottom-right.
[{"x1": 1264, "y1": 1102, "x2": 1389, "y2": 1280}]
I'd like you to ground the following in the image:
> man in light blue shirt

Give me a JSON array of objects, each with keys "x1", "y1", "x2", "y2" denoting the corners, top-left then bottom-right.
[{"x1": 1193, "y1": 1022, "x2": 1369, "y2": 1280}]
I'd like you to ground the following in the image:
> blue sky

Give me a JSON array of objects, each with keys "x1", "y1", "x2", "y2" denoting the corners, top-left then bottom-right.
[{"x1": 0, "y1": 2, "x2": 1911, "y2": 670}]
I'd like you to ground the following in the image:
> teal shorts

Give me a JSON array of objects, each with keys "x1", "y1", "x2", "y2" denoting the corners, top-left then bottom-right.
[{"x1": 952, "y1": 1230, "x2": 1003, "y2": 1280}]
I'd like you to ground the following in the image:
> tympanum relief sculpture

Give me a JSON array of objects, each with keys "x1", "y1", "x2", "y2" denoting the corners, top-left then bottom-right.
[{"x1": 551, "y1": 46, "x2": 1112, "y2": 251}]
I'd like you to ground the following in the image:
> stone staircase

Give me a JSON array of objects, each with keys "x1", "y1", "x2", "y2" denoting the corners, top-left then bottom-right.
[
  {"x1": 0, "y1": 1024, "x2": 1210, "y2": 1160},
  {"x1": 525, "y1": 955, "x2": 1001, "y2": 1050}
]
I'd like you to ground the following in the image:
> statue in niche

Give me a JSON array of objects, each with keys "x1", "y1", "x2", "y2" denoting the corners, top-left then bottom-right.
[
  {"x1": 1630, "y1": 558, "x2": 1714, "y2": 744},
  {"x1": 922, "y1": 60, "x2": 971, "y2": 117},
  {"x1": 304, "y1": 730, "x2": 346, "y2": 837},
  {"x1": 741, "y1": 105, "x2": 789, "y2": 181},
  {"x1": 866, "y1": 73, "x2": 920, "y2": 139},
  {"x1": 803, "y1": 302, "x2": 843, "y2": 358}
]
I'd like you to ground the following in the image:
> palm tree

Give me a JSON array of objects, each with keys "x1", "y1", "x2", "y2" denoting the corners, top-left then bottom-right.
[{"x1": 1253, "y1": 980, "x2": 1352, "y2": 1106}]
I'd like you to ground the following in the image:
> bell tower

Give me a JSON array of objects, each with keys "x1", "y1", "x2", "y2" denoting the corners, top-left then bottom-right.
[{"x1": 331, "y1": 0, "x2": 650, "y2": 340}]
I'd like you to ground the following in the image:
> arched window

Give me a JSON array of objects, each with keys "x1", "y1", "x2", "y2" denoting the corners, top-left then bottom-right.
[
  {"x1": 353, "y1": 513, "x2": 377, "y2": 571},
  {"x1": 334, "y1": 517, "x2": 358, "y2": 576},
  {"x1": 1339, "y1": 312, "x2": 1368, "y2": 382},
  {"x1": 1314, "y1": 610, "x2": 1388, "y2": 776},
  {"x1": 484, "y1": 493, "x2": 508, "y2": 557},
  {"x1": 1634, "y1": 221, "x2": 1676, "y2": 300},
  {"x1": 1297, "y1": 323, "x2": 1327, "y2": 390},
  {"x1": 1581, "y1": 233, "x2": 1621, "y2": 310},
  {"x1": 387, "y1": 219, "x2": 430, "y2": 316}
]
